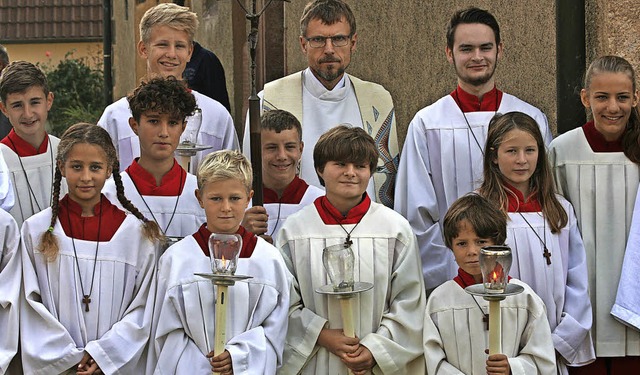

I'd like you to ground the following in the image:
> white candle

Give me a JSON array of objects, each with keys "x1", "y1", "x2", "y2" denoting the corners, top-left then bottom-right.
[
  {"x1": 213, "y1": 284, "x2": 228, "y2": 375},
  {"x1": 178, "y1": 154, "x2": 191, "y2": 172},
  {"x1": 339, "y1": 297, "x2": 356, "y2": 375},
  {"x1": 488, "y1": 299, "x2": 501, "y2": 354}
]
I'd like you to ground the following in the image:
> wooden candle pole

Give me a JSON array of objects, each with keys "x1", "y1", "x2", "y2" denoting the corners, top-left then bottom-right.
[
  {"x1": 213, "y1": 284, "x2": 229, "y2": 375},
  {"x1": 339, "y1": 297, "x2": 355, "y2": 338},
  {"x1": 488, "y1": 299, "x2": 501, "y2": 355}
]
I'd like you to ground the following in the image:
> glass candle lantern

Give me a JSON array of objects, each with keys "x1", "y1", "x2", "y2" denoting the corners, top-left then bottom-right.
[
  {"x1": 479, "y1": 245, "x2": 512, "y2": 294},
  {"x1": 208, "y1": 233, "x2": 242, "y2": 275},
  {"x1": 322, "y1": 243, "x2": 355, "y2": 292}
]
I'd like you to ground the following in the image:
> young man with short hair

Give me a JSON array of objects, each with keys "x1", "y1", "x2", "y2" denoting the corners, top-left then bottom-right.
[{"x1": 394, "y1": 7, "x2": 553, "y2": 292}]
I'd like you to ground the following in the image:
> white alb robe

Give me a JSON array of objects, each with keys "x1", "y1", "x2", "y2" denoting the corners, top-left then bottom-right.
[
  {"x1": 506, "y1": 197, "x2": 595, "y2": 373},
  {"x1": 98, "y1": 90, "x2": 239, "y2": 174},
  {"x1": 613, "y1": 187, "x2": 640, "y2": 331},
  {"x1": 0, "y1": 153, "x2": 14, "y2": 212},
  {"x1": 103, "y1": 171, "x2": 205, "y2": 240},
  {"x1": 0, "y1": 209, "x2": 20, "y2": 374},
  {"x1": 424, "y1": 279, "x2": 556, "y2": 375},
  {"x1": 150, "y1": 235, "x2": 290, "y2": 375},
  {"x1": 394, "y1": 94, "x2": 552, "y2": 291},
  {"x1": 549, "y1": 127, "x2": 640, "y2": 356},
  {"x1": 276, "y1": 201, "x2": 426, "y2": 374},
  {"x1": 0, "y1": 137, "x2": 65, "y2": 226},
  {"x1": 264, "y1": 184, "x2": 323, "y2": 244},
  {"x1": 20, "y1": 209, "x2": 158, "y2": 374}
]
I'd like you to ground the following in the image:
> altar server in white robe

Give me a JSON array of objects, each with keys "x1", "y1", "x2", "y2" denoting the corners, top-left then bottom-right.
[
  {"x1": 98, "y1": 3, "x2": 238, "y2": 175},
  {"x1": 478, "y1": 112, "x2": 594, "y2": 374},
  {"x1": 277, "y1": 126, "x2": 426, "y2": 374},
  {"x1": 0, "y1": 209, "x2": 21, "y2": 374},
  {"x1": 615, "y1": 188, "x2": 640, "y2": 331},
  {"x1": 150, "y1": 150, "x2": 290, "y2": 374},
  {"x1": 394, "y1": 7, "x2": 552, "y2": 293},
  {"x1": 0, "y1": 154, "x2": 13, "y2": 212},
  {"x1": 550, "y1": 55, "x2": 640, "y2": 374},
  {"x1": 20, "y1": 123, "x2": 163, "y2": 374},
  {"x1": 242, "y1": 110, "x2": 323, "y2": 244},
  {"x1": 0, "y1": 61, "x2": 66, "y2": 225},
  {"x1": 242, "y1": 0, "x2": 399, "y2": 207},
  {"x1": 424, "y1": 193, "x2": 556, "y2": 375},
  {"x1": 103, "y1": 76, "x2": 205, "y2": 246}
]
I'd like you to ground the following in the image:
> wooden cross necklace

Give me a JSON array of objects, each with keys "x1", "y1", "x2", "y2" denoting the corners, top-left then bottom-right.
[
  {"x1": 68, "y1": 196, "x2": 103, "y2": 312},
  {"x1": 518, "y1": 211, "x2": 551, "y2": 265},
  {"x1": 460, "y1": 277, "x2": 490, "y2": 330},
  {"x1": 321, "y1": 198, "x2": 363, "y2": 247}
]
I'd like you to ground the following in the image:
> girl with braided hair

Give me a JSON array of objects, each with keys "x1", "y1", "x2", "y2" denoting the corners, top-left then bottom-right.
[{"x1": 20, "y1": 123, "x2": 162, "y2": 374}]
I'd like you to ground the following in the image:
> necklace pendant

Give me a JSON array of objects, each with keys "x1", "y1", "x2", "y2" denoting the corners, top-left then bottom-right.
[
  {"x1": 344, "y1": 237, "x2": 353, "y2": 247},
  {"x1": 83, "y1": 295, "x2": 91, "y2": 312},
  {"x1": 543, "y1": 247, "x2": 552, "y2": 265}
]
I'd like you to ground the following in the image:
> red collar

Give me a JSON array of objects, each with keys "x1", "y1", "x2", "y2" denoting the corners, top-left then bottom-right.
[
  {"x1": 264, "y1": 176, "x2": 310, "y2": 204},
  {"x1": 504, "y1": 183, "x2": 541, "y2": 212},
  {"x1": 453, "y1": 268, "x2": 482, "y2": 288},
  {"x1": 450, "y1": 85, "x2": 503, "y2": 113},
  {"x1": 126, "y1": 159, "x2": 186, "y2": 196},
  {"x1": 1, "y1": 129, "x2": 49, "y2": 156},
  {"x1": 314, "y1": 194, "x2": 371, "y2": 225},
  {"x1": 193, "y1": 224, "x2": 258, "y2": 258},
  {"x1": 58, "y1": 194, "x2": 126, "y2": 241},
  {"x1": 582, "y1": 121, "x2": 624, "y2": 152}
]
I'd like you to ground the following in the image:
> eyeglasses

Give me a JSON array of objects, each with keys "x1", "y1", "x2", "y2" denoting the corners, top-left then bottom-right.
[{"x1": 304, "y1": 34, "x2": 352, "y2": 48}]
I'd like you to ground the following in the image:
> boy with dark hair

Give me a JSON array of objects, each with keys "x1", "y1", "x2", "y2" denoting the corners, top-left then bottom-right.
[
  {"x1": 242, "y1": 109, "x2": 323, "y2": 243},
  {"x1": 277, "y1": 125, "x2": 426, "y2": 374},
  {"x1": 0, "y1": 60, "x2": 63, "y2": 225},
  {"x1": 150, "y1": 150, "x2": 290, "y2": 374},
  {"x1": 424, "y1": 193, "x2": 556, "y2": 375},
  {"x1": 98, "y1": 3, "x2": 238, "y2": 175},
  {"x1": 103, "y1": 76, "x2": 205, "y2": 244}
]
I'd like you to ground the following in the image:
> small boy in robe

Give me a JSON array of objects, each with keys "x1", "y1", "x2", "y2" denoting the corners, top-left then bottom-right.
[
  {"x1": 241, "y1": 109, "x2": 323, "y2": 243},
  {"x1": 423, "y1": 193, "x2": 556, "y2": 375},
  {"x1": 0, "y1": 61, "x2": 64, "y2": 225},
  {"x1": 103, "y1": 76, "x2": 205, "y2": 246},
  {"x1": 276, "y1": 125, "x2": 426, "y2": 374},
  {"x1": 150, "y1": 150, "x2": 290, "y2": 374}
]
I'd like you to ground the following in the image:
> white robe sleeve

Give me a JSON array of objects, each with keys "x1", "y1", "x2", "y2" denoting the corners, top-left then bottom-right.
[
  {"x1": 553, "y1": 205, "x2": 595, "y2": 365},
  {"x1": 423, "y1": 311, "x2": 465, "y2": 374},
  {"x1": 84, "y1": 246, "x2": 157, "y2": 375},
  {"x1": 612, "y1": 187, "x2": 640, "y2": 331},
  {"x1": 394, "y1": 115, "x2": 454, "y2": 292},
  {"x1": 20, "y1": 225, "x2": 84, "y2": 374},
  {"x1": 277, "y1": 241, "x2": 328, "y2": 374},
  {"x1": 0, "y1": 155, "x2": 14, "y2": 212},
  {"x1": 359, "y1": 231, "x2": 426, "y2": 374},
  {"x1": 0, "y1": 210, "x2": 20, "y2": 373}
]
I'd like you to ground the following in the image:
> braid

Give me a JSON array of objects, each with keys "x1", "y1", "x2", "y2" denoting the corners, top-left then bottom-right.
[
  {"x1": 112, "y1": 161, "x2": 165, "y2": 244},
  {"x1": 39, "y1": 167, "x2": 63, "y2": 261}
]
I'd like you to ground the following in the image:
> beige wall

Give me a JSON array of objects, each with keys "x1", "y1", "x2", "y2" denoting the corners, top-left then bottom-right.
[{"x1": 3, "y1": 42, "x2": 102, "y2": 69}]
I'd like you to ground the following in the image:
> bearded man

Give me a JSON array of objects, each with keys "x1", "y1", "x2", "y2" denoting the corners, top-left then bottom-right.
[
  {"x1": 394, "y1": 7, "x2": 552, "y2": 293},
  {"x1": 243, "y1": 0, "x2": 399, "y2": 208}
]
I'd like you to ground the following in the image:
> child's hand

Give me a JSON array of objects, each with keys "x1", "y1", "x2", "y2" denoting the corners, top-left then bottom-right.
[
  {"x1": 342, "y1": 344, "x2": 376, "y2": 374},
  {"x1": 207, "y1": 349, "x2": 233, "y2": 374},
  {"x1": 317, "y1": 328, "x2": 359, "y2": 359},
  {"x1": 241, "y1": 206, "x2": 268, "y2": 235},
  {"x1": 77, "y1": 352, "x2": 102, "y2": 374},
  {"x1": 486, "y1": 352, "x2": 510, "y2": 375}
]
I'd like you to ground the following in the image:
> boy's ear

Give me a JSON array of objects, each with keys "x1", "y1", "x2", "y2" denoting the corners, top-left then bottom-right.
[
  {"x1": 0, "y1": 102, "x2": 6, "y2": 117},
  {"x1": 137, "y1": 40, "x2": 148, "y2": 59},
  {"x1": 129, "y1": 117, "x2": 139, "y2": 135},
  {"x1": 195, "y1": 189, "x2": 204, "y2": 208},
  {"x1": 46, "y1": 92, "x2": 54, "y2": 111}
]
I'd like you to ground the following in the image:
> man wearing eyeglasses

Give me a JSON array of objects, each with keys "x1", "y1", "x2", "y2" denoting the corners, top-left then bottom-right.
[{"x1": 242, "y1": 0, "x2": 398, "y2": 208}]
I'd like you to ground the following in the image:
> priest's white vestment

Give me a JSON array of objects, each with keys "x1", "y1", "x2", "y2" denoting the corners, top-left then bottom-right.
[{"x1": 0, "y1": 209, "x2": 20, "y2": 374}]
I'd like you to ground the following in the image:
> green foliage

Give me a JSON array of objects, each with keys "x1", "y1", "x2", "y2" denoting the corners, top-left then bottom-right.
[{"x1": 39, "y1": 51, "x2": 105, "y2": 137}]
